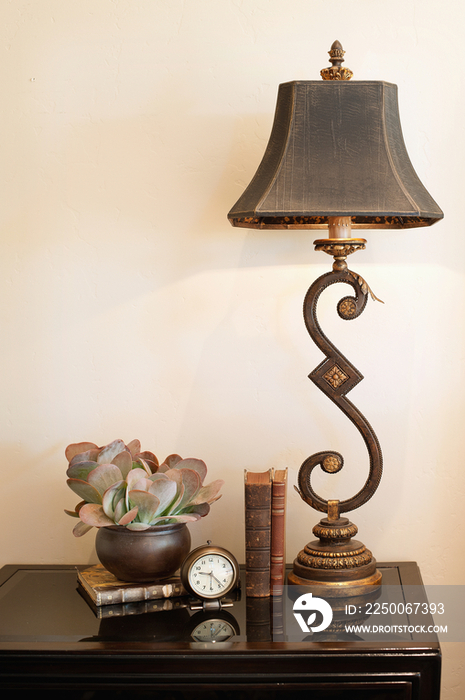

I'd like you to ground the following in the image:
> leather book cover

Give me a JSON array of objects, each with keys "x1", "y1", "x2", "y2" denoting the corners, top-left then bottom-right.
[
  {"x1": 77, "y1": 563, "x2": 187, "y2": 606},
  {"x1": 270, "y1": 468, "x2": 287, "y2": 595},
  {"x1": 77, "y1": 584, "x2": 189, "y2": 618},
  {"x1": 244, "y1": 468, "x2": 272, "y2": 597}
]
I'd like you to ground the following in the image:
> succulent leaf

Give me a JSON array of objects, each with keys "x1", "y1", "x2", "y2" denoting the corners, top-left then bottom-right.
[
  {"x1": 67, "y1": 478, "x2": 102, "y2": 504},
  {"x1": 164, "y1": 468, "x2": 183, "y2": 485},
  {"x1": 134, "y1": 456, "x2": 152, "y2": 476},
  {"x1": 173, "y1": 458, "x2": 207, "y2": 484},
  {"x1": 190, "y1": 479, "x2": 225, "y2": 505},
  {"x1": 72, "y1": 520, "x2": 94, "y2": 537},
  {"x1": 161, "y1": 471, "x2": 191, "y2": 513},
  {"x1": 97, "y1": 439, "x2": 127, "y2": 465},
  {"x1": 126, "y1": 467, "x2": 150, "y2": 490},
  {"x1": 74, "y1": 500, "x2": 87, "y2": 515},
  {"x1": 148, "y1": 473, "x2": 169, "y2": 482},
  {"x1": 131, "y1": 477, "x2": 153, "y2": 492},
  {"x1": 171, "y1": 469, "x2": 201, "y2": 513},
  {"x1": 66, "y1": 461, "x2": 100, "y2": 481},
  {"x1": 179, "y1": 502, "x2": 211, "y2": 517},
  {"x1": 69, "y1": 449, "x2": 99, "y2": 468},
  {"x1": 150, "y1": 514, "x2": 199, "y2": 524},
  {"x1": 126, "y1": 439, "x2": 141, "y2": 458},
  {"x1": 113, "y1": 497, "x2": 128, "y2": 523},
  {"x1": 162, "y1": 454, "x2": 183, "y2": 469},
  {"x1": 118, "y1": 505, "x2": 139, "y2": 525},
  {"x1": 147, "y1": 479, "x2": 178, "y2": 515},
  {"x1": 128, "y1": 490, "x2": 161, "y2": 524},
  {"x1": 65, "y1": 442, "x2": 99, "y2": 463},
  {"x1": 111, "y1": 450, "x2": 133, "y2": 478},
  {"x1": 166, "y1": 480, "x2": 185, "y2": 513},
  {"x1": 64, "y1": 508, "x2": 80, "y2": 518},
  {"x1": 87, "y1": 464, "x2": 124, "y2": 496},
  {"x1": 102, "y1": 481, "x2": 125, "y2": 519},
  {"x1": 125, "y1": 521, "x2": 153, "y2": 531},
  {"x1": 79, "y1": 503, "x2": 114, "y2": 528},
  {"x1": 135, "y1": 451, "x2": 159, "y2": 473}
]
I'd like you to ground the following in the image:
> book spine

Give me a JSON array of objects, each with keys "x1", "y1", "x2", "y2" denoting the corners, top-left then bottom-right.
[
  {"x1": 120, "y1": 582, "x2": 185, "y2": 603},
  {"x1": 78, "y1": 573, "x2": 185, "y2": 606},
  {"x1": 270, "y1": 474, "x2": 287, "y2": 595},
  {"x1": 245, "y1": 477, "x2": 272, "y2": 597}
]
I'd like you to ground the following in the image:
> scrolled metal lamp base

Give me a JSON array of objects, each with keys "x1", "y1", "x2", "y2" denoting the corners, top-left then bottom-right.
[{"x1": 289, "y1": 227, "x2": 382, "y2": 596}]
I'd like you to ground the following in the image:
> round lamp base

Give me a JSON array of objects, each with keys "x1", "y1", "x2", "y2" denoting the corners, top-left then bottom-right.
[{"x1": 288, "y1": 516, "x2": 382, "y2": 598}]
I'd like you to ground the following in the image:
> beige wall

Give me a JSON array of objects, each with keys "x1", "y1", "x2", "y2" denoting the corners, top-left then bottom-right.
[{"x1": 0, "y1": 1, "x2": 462, "y2": 696}]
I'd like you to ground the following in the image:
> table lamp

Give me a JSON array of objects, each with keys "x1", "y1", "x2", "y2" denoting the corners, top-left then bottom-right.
[{"x1": 228, "y1": 41, "x2": 443, "y2": 596}]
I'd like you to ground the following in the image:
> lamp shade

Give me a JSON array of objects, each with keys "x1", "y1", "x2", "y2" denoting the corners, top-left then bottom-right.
[{"x1": 228, "y1": 80, "x2": 443, "y2": 230}]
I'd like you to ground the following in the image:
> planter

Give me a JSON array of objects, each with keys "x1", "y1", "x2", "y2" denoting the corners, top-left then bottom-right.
[{"x1": 95, "y1": 522, "x2": 191, "y2": 582}]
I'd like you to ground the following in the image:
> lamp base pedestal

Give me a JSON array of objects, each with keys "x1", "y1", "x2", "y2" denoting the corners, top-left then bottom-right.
[{"x1": 288, "y1": 516, "x2": 382, "y2": 597}]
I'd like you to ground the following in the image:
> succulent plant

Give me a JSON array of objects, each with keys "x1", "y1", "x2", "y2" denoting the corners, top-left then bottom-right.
[{"x1": 65, "y1": 439, "x2": 224, "y2": 537}]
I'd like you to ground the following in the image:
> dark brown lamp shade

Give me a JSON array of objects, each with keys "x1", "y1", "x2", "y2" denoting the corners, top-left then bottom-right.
[{"x1": 228, "y1": 80, "x2": 443, "y2": 230}]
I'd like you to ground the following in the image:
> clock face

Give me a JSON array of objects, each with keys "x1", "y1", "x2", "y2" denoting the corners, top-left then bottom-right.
[
  {"x1": 187, "y1": 552, "x2": 237, "y2": 599},
  {"x1": 191, "y1": 619, "x2": 236, "y2": 643}
]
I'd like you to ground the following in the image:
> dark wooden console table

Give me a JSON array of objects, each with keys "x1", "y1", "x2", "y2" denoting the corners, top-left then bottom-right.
[{"x1": 0, "y1": 561, "x2": 441, "y2": 699}]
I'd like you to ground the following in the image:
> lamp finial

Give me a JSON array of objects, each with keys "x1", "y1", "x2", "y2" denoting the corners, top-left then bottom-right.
[{"x1": 321, "y1": 40, "x2": 353, "y2": 81}]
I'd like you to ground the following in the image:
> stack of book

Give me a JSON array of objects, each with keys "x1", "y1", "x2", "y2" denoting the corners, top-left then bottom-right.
[{"x1": 244, "y1": 467, "x2": 288, "y2": 597}]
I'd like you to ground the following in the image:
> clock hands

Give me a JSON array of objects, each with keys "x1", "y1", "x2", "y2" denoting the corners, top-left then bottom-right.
[
  {"x1": 211, "y1": 573, "x2": 224, "y2": 586},
  {"x1": 196, "y1": 570, "x2": 226, "y2": 590}
]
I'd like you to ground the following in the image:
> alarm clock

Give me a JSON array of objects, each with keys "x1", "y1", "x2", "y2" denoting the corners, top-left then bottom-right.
[{"x1": 180, "y1": 542, "x2": 240, "y2": 602}]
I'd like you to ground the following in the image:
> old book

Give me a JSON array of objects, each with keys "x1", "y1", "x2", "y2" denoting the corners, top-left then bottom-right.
[
  {"x1": 77, "y1": 584, "x2": 189, "y2": 618},
  {"x1": 270, "y1": 468, "x2": 287, "y2": 595},
  {"x1": 244, "y1": 468, "x2": 272, "y2": 597},
  {"x1": 77, "y1": 563, "x2": 187, "y2": 607}
]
